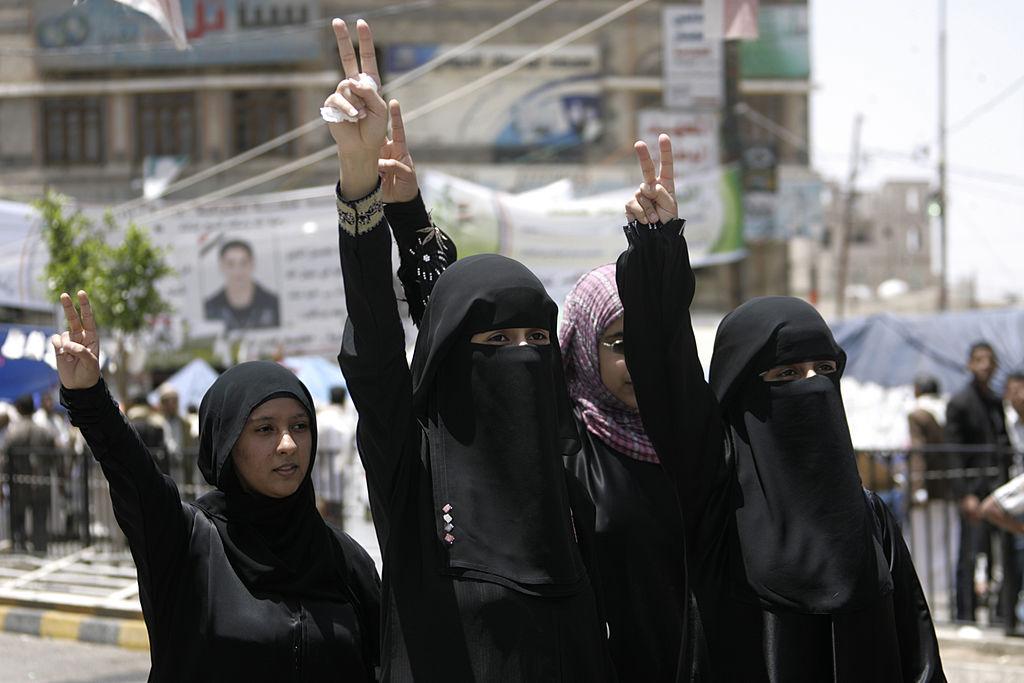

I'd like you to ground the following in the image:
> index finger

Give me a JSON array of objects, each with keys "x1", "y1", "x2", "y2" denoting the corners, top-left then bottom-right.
[
  {"x1": 389, "y1": 99, "x2": 406, "y2": 148},
  {"x1": 356, "y1": 20, "x2": 380, "y2": 85},
  {"x1": 633, "y1": 141, "x2": 657, "y2": 185},
  {"x1": 60, "y1": 292, "x2": 83, "y2": 335},
  {"x1": 77, "y1": 290, "x2": 96, "y2": 334},
  {"x1": 658, "y1": 134, "x2": 675, "y2": 190},
  {"x1": 332, "y1": 19, "x2": 359, "y2": 79}
]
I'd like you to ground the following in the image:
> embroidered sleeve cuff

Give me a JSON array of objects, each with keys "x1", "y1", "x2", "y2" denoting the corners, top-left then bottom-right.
[{"x1": 336, "y1": 179, "x2": 384, "y2": 236}]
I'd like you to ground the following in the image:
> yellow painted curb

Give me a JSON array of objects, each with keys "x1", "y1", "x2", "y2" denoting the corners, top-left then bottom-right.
[
  {"x1": 40, "y1": 611, "x2": 85, "y2": 641},
  {"x1": 117, "y1": 620, "x2": 150, "y2": 651},
  {"x1": 0, "y1": 606, "x2": 9, "y2": 628}
]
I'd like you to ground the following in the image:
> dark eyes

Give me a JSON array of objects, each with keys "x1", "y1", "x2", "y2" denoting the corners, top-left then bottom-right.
[
  {"x1": 483, "y1": 330, "x2": 549, "y2": 344},
  {"x1": 254, "y1": 422, "x2": 308, "y2": 434}
]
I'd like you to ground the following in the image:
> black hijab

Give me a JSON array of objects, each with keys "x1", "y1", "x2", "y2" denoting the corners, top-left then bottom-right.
[
  {"x1": 709, "y1": 297, "x2": 892, "y2": 613},
  {"x1": 411, "y1": 254, "x2": 585, "y2": 593},
  {"x1": 192, "y1": 361, "x2": 352, "y2": 602}
]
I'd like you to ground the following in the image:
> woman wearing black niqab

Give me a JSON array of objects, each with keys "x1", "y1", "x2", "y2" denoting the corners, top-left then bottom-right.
[
  {"x1": 328, "y1": 18, "x2": 611, "y2": 680},
  {"x1": 615, "y1": 134, "x2": 945, "y2": 681},
  {"x1": 53, "y1": 292, "x2": 380, "y2": 682}
]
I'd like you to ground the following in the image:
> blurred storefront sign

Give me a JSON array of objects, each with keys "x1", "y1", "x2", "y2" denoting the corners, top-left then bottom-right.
[
  {"x1": 385, "y1": 44, "x2": 601, "y2": 150},
  {"x1": 636, "y1": 110, "x2": 721, "y2": 176},
  {"x1": 33, "y1": 0, "x2": 319, "y2": 70},
  {"x1": 742, "y1": 143, "x2": 777, "y2": 192},
  {"x1": 662, "y1": 5, "x2": 723, "y2": 110},
  {"x1": 739, "y1": 5, "x2": 810, "y2": 80}
]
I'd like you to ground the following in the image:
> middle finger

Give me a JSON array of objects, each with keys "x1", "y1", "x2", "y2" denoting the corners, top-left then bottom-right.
[{"x1": 356, "y1": 20, "x2": 380, "y2": 85}]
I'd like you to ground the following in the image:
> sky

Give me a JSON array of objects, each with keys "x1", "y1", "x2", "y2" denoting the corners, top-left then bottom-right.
[{"x1": 810, "y1": 0, "x2": 1023, "y2": 304}]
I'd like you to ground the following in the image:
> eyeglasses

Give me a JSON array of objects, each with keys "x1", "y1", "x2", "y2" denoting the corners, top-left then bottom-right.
[{"x1": 600, "y1": 339, "x2": 625, "y2": 355}]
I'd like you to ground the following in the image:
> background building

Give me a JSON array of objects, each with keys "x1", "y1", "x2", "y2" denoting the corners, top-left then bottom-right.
[{"x1": 0, "y1": 0, "x2": 817, "y2": 322}]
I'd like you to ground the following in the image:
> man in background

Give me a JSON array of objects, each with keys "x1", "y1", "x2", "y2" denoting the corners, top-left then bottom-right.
[
  {"x1": 947, "y1": 342, "x2": 1010, "y2": 622},
  {"x1": 157, "y1": 386, "x2": 198, "y2": 493},
  {"x1": 204, "y1": 239, "x2": 280, "y2": 331},
  {"x1": 314, "y1": 386, "x2": 364, "y2": 529},
  {"x1": 1, "y1": 395, "x2": 56, "y2": 553},
  {"x1": 125, "y1": 393, "x2": 169, "y2": 476}
]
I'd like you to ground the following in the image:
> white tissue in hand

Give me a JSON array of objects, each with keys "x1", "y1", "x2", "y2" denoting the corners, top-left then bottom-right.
[
  {"x1": 320, "y1": 73, "x2": 378, "y2": 124},
  {"x1": 321, "y1": 106, "x2": 356, "y2": 124}
]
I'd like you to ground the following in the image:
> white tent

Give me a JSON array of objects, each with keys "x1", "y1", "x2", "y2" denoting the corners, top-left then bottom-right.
[{"x1": 0, "y1": 199, "x2": 49, "y2": 313}]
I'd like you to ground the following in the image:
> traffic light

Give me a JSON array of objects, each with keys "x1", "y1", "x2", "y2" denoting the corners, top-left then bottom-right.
[{"x1": 926, "y1": 191, "x2": 943, "y2": 218}]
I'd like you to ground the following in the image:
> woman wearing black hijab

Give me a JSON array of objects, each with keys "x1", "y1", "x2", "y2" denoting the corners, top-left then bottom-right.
[
  {"x1": 51, "y1": 291, "x2": 380, "y2": 682},
  {"x1": 327, "y1": 19, "x2": 610, "y2": 681},
  {"x1": 616, "y1": 134, "x2": 944, "y2": 682}
]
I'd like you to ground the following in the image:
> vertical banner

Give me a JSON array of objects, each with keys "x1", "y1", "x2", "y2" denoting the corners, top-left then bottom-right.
[{"x1": 662, "y1": 5, "x2": 723, "y2": 110}]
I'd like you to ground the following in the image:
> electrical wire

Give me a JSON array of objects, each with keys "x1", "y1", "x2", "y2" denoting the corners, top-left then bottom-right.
[
  {"x1": 132, "y1": 0, "x2": 653, "y2": 224},
  {"x1": 114, "y1": 0, "x2": 563, "y2": 214},
  {"x1": 946, "y1": 72, "x2": 1024, "y2": 136}
]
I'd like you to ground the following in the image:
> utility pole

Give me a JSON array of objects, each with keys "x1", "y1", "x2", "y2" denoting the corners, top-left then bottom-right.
[
  {"x1": 937, "y1": 0, "x2": 949, "y2": 310},
  {"x1": 835, "y1": 113, "x2": 863, "y2": 318}
]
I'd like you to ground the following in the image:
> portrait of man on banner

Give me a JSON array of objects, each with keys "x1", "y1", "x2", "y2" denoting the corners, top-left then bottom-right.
[{"x1": 203, "y1": 238, "x2": 280, "y2": 331}]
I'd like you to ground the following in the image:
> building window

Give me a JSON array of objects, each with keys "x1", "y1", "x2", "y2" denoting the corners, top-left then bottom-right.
[
  {"x1": 42, "y1": 98, "x2": 104, "y2": 165},
  {"x1": 136, "y1": 93, "x2": 196, "y2": 161},
  {"x1": 232, "y1": 90, "x2": 294, "y2": 155}
]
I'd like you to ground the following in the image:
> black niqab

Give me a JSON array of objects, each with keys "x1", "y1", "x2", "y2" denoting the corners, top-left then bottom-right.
[
  {"x1": 192, "y1": 361, "x2": 352, "y2": 602},
  {"x1": 710, "y1": 297, "x2": 892, "y2": 613},
  {"x1": 410, "y1": 254, "x2": 585, "y2": 592}
]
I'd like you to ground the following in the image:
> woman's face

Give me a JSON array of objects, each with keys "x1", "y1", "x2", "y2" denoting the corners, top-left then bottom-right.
[
  {"x1": 597, "y1": 316, "x2": 637, "y2": 410},
  {"x1": 470, "y1": 327, "x2": 551, "y2": 346},
  {"x1": 760, "y1": 359, "x2": 838, "y2": 383},
  {"x1": 231, "y1": 397, "x2": 312, "y2": 498}
]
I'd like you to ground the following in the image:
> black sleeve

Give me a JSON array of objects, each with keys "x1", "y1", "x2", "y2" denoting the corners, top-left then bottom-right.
[
  {"x1": 615, "y1": 220, "x2": 730, "y2": 530},
  {"x1": 870, "y1": 492, "x2": 946, "y2": 682},
  {"x1": 60, "y1": 379, "x2": 190, "y2": 601},
  {"x1": 336, "y1": 181, "x2": 423, "y2": 552},
  {"x1": 383, "y1": 192, "x2": 456, "y2": 327}
]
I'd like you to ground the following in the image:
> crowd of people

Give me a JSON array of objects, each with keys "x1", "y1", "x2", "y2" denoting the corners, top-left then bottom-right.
[{"x1": 8, "y1": 14, "x2": 1024, "y2": 683}]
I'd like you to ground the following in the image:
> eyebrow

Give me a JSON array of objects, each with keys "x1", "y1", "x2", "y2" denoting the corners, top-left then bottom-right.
[{"x1": 603, "y1": 331, "x2": 624, "y2": 339}]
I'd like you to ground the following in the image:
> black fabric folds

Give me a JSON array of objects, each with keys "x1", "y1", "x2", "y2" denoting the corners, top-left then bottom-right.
[
  {"x1": 192, "y1": 361, "x2": 352, "y2": 603},
  {"x1": 411, "y1": 254, "x2": 584, "y2": 590},
  {"x1": 710, "y1": 298, "x2": 892, "y2": 613}
]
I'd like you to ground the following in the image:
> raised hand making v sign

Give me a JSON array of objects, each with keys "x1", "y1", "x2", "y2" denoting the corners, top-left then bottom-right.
[
  {"x1": 326, "y1": 18, "x2": 389, "y2": 201},
  {"x1": 625, "y1": 133, "x2": 678, "y2": 225},
  {"x1": 51, "y1": 291, "x2": 101, "y2": 391}
]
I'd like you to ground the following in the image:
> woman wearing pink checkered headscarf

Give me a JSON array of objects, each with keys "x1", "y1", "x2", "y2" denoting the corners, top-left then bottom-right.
[{"x1": 560, "y1": 264, "x2": 702, "y2": 682}]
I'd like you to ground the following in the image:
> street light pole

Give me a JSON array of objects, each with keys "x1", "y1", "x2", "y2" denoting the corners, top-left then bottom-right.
[{"x1": 938, "y1": 0, "x2": 949, "y2": 310}]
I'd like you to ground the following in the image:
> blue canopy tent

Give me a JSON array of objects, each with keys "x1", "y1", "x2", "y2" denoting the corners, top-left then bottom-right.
[
  {"x1": 0, "y1": 324, "x2": 58, "y2": 402},
  {"x1": 831, "y1": 307, "x2": 1024, "y2": 395}
]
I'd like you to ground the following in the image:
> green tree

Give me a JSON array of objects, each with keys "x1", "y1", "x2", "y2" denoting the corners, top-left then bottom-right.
[{"x1": 35, "y1": 191, "x2": 173, "y2": 399}]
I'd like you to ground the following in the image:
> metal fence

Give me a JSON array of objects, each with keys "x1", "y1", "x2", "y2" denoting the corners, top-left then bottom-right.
[
  {"x1": 2, "y1": 443, "x2": 1021, "y2": 632},
  {"x1": 0, "y1": 445, "x2": 360, "y2": 555}
]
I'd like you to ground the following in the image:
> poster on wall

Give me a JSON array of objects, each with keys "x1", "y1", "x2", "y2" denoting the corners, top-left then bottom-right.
[
  {"x1": 385, "y1": 44, "x2": 602, "y2": 151},
  {"x1": 139, "y1": 187, "x2": 350, "y2": 359}
]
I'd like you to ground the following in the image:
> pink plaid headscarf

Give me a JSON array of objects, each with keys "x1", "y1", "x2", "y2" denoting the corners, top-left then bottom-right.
[{"x1": 559, "y1": 264, "x2": 658, "y2": 463}]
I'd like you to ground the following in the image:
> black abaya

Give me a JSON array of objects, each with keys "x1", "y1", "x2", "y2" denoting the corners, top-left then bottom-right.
[
  {"x1": 615, "y1": 219, "x2": 945, "y2": 682},
  {"x1": 61, "y1": 368, "x2": 380, "y2": 682},
  {"x1": 337, "y1": 183, "x2": 612, "y2": 682},
  {"x1": 565, "y1": 425, "x2": 707, "y2": 682}
]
